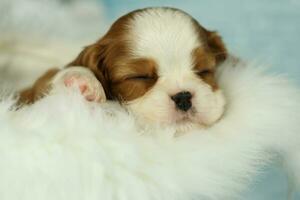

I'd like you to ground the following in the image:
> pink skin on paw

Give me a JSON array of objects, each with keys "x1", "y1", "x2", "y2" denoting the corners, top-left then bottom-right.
[{"x1": 63, "y1": 76, "x2": 100, "y2": 102}]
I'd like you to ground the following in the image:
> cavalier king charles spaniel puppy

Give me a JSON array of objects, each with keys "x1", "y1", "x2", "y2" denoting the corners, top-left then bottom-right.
[{"x1": 18, "y1": 7, "x2": 227, "y2": 130}]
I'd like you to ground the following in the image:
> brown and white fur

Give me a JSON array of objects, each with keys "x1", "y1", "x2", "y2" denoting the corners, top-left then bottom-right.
[
  {"x1": 18, "y1": 7, "x2": 227, "y2": 131},
  {"x1": 2, "y1": 6, "x2": 300, "y2": 200}
]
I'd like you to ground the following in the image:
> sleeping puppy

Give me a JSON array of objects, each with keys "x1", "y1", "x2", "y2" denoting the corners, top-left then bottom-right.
[{"x1": 18, "y1": 7, "x2": 227, "y2": 130}]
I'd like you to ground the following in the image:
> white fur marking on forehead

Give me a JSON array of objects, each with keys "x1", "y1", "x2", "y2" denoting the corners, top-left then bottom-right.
[{"x1": 128, "y1": 8, "x2": 201, "y2": 74}]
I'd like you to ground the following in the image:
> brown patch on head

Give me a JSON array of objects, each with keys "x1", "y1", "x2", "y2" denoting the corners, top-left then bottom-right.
[
  {"x1": 192, "y1": 48, "x2": 218, "y2": 90},
  {"x1": 205, "y1": 30, "x2": 227, "y2": 64},
  {"x1": 109, "y1": 58, "x2": 158, "y2": 101},
  {"x1": 191, "y1": 19, "x2": 227, "y2": 90},
  {"x1": 68, "y1": 9, "x2": 158, "y2": 102},
  {"x1": 68, "y1": 10, "x2": 137, "y2": 99},
  {"x1": 191, "y1": 17, "x2": 227, "y2": 65}
]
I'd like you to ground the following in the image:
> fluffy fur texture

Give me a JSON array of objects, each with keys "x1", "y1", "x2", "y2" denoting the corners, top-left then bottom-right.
[
  {"x1": 1, "y1": 2, "x2": 300, "y2": 199},
  {"x1": 0, "y1": 59, "x2": 300, "y2": 200}
]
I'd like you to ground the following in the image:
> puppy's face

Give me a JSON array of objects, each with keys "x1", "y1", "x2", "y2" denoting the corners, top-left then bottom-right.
[{"x1": 70, "y1": 8, "x2": 227, "y2": 129}]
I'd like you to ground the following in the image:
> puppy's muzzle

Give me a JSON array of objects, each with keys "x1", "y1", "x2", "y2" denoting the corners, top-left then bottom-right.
[{"x1": 171, "y1": 91, "x2": 192, "y2": 112}]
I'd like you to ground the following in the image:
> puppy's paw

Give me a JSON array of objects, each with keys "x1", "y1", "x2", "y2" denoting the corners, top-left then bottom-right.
[{"x1": 52, "y1": 67, "x2": 106, "y2": 103}]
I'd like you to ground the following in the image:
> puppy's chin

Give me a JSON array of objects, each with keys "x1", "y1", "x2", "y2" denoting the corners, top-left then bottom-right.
[{"x1": 172, "y1": 120, "x2": 204, "y2": 135}]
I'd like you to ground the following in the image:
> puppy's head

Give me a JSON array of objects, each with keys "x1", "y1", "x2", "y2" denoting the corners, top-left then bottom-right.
[{"x1": 70, "y1": 7, "x2": 227, "y2": 129}]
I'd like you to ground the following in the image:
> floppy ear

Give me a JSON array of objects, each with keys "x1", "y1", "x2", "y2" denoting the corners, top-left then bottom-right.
[
  {"x1": 67, "y1": 41, "x2": 111, "y2": 98},
  {"x1": 205, "y1": 30, "x2": 227, "y2": 65}
]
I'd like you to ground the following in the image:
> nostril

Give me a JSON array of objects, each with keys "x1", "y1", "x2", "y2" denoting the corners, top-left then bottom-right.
[
  {"x1": 171, "y1": 91, "x2": 193, "y2": 112},
  {"x1": 180, "y1": 91, "x2": 192, "y2": 100},
  {"x1": 171, "y1": 91, "x2": 192, "y2": 101}
]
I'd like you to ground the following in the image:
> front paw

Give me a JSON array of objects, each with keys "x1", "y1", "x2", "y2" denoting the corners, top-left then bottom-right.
[{"x1": 52, "y1": 67, "x2": 106, "y2": 103}]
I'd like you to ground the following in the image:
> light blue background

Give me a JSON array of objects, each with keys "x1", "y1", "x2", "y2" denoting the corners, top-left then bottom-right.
[{"x1": 100, "y1": 0, "x2": 300, "y2": 199}]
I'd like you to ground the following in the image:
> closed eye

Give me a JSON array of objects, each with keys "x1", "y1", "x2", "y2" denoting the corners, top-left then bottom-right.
[
  {"x1": 127, "y1": 75, "x2": 155, "y2": 81},
  {"x1": 196, "y1": 69, "x2": 213, "y2": 77}
]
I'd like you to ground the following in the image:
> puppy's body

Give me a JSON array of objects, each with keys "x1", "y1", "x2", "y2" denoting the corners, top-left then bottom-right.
[{"x1": 19, "y1": 7, "x2": 227, "y2": 131}]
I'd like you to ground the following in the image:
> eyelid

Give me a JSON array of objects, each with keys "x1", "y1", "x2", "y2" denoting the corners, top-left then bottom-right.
[
  {"x1": 195, "y1": 69, "x2": 214, "y2": 76},
  {"x1": 126, "y1": 74, "x2": 155, "y2": 80}
]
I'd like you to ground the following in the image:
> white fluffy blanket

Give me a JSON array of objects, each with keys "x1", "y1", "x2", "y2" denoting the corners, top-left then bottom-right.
[{"x1": 0, "y1": 61, "x2": 300, "y2": 200}]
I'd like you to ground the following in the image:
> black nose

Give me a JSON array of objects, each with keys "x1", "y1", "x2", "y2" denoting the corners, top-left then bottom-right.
[{"x1": 171, "y1": 91, "x2": 192, "y2": 112}]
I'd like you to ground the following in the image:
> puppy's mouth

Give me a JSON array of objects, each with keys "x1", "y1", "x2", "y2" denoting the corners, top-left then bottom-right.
[
  {"x1": 172, "y1": 107, "x2": 215, "y2": 134},
  {"x1": 174, "y1": 107, "x2": 201, "y2": 125},
  {"x1": 173, "y1": 114, "x2": 204, "y2": 134},
  {"x1": 175, "y1": 114, "x2": 192, "y2": 123}
]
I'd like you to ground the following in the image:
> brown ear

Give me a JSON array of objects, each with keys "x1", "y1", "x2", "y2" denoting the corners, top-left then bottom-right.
[
  {"x1": 205, "y1": 30, "x2": 227, "y2": 65},
  {"x1": 67, "y1": 41, "x2": 111, "y2": 98},
  {"x1": 69, "y1": 44, "x2": 103, "y2": 70}
]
